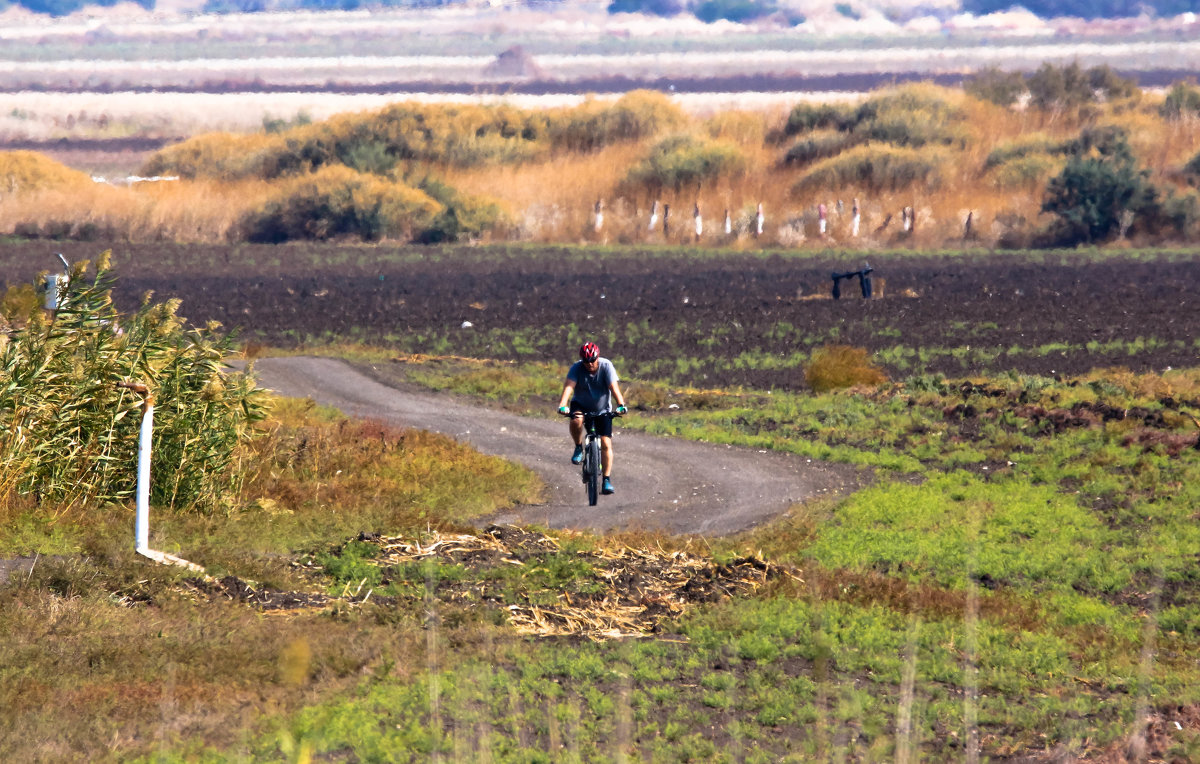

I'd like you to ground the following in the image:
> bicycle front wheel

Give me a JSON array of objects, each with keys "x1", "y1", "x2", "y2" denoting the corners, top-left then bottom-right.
[{"x1": 586, "y1": 438, "x2": 601, "y2": 506}]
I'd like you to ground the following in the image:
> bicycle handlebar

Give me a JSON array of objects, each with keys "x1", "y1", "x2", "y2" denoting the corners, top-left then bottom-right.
[{"x1": 556, "y1": 410, "x2": 624, "y2": 417}]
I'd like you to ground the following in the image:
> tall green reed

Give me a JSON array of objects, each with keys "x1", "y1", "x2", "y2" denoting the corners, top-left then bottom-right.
[{"x1": 0, "y1": 251, "x2": 266, "y2": 512}]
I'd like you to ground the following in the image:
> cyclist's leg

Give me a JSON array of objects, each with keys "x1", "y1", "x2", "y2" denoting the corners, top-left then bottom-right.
[{"x1": 600, "y1": 435, "x2": 613, "y2": 476}]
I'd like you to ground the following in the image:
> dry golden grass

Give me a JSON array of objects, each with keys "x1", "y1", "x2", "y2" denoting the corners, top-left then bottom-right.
[{"x1": 2, "y1": 85, "x2": 1197, "y2": 247}]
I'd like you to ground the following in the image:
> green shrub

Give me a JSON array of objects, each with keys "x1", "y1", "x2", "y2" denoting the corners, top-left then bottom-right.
[
  {"x1": 986, "y1": 154, "x2": 1063, "y2": 190},
  {"x1": 792, "y1": 143, "x2": 946, "y2": 194},
  {"x1": 851, "y1": 85, "x2": 967, "y2": 148},
  {"x1": 983, "y1": 134, "x2": 1061, "y2": 171},
  {"x1": 241, "y1": 166, "x2": 442, "y2": 243},
  {"x1": 1027, "y1": 62, "x2": 1136, "y2": 111},
  {"x1": 619, "y1": 134, "x2": 747, "y2": 195},
  {"x1": 804, "y1": 345, "x2": 887, "y2": 393},
  {"x1": 783, "y1": 85, "x2": 965, "y2": 148},
  {"x1": 1041, "y1": 129, "x2": 1159, "y2": 245},
  {"x1": 415, "y1": 178, "x2": 508, "y2": 243},
  {"x1": 782, "y1": 102, "x2": 857, "y2": 137},
  {"x1": 0, "y1": 253, "x2": 266, "y2": 510},
  {"x1": 782, "y1": 130, "x2": 860, "y2": 166},
  {"x1": 1160, "y1": 81, "x2": 1200, "y2": 120},
  {"x1": 965, "y1": 67, "x2": 1028, "y2": 107}
]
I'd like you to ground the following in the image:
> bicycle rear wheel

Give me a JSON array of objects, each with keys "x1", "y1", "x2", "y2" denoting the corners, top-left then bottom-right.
[{"x1": 586, "y1": 438, "x2": 601, "y2": 506}]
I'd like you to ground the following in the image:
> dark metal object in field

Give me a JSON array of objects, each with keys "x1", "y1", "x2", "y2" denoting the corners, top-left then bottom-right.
[{"x1": 832, "y1": 265, "x2": 873, "y2": 299}]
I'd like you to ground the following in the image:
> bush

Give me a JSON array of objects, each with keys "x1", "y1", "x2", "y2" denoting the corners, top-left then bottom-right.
[
  {"x1": 619, "y1": 134, "x2": 746, "y2": 195},
  {"x1": 965, "y1": 67, "x2": 1027, "y2": 107},
  {"x1": 0, "y1": 150, "x2": 91, "y2": 195},
  {"x1": 139, "y1": 133, "x2": 279, "y2": 181},
  {"x1": 549, "y1": 91, "x2": 687, "y2": 153},
  {"x1": 1041, "y1": 132, "x2": 1158, "y2": 245},
  {"x1": 1160, "y1": 81, "x2": 1200, "y2": 120},
  {"x1": 0, "y1": 253, "x2": 266, "y2": 510},
  {"x1": 415, "y1": 178, "x2": 508, "y2": 243},
  {"x1": 851, "y1": 85, "x2": 967, "y2": 148},
  {"x1": 782, "y1": 102, "x2": 857, "y2": 137},
  {"x1": 783, "y1": 85, "x2": 965, "y2": 149},
  {"x1": 792, "y1": 143, "x2": 946, "y2": 194},
  {"x1": 1027, "y1": 62, "x2": 1136, "y2": 111},
  {"x1": 986, "y1": 154, "x2": 1062, "y2": 190},
  {"x1": 805, "y1": 345, "x2": 887, "y2": 393},
  {"x1": 241, "y1": 166, "x2": 442, "y2": 243},
  {"x1": 782, "y1": 130, "x2": 860, "y2": 166},
  {"x1": 982, "y1": 134, "x2": 1061, "y2": 171}
]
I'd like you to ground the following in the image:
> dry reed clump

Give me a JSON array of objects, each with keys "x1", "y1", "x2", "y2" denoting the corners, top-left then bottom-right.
[
  {"x1": 0, "y1": 150, "x2": 92, "y2": 195},
  {"x1": 703, "y1": 109, "x2": 769, "y2": 146},
  {"x1": 804, "y1": 345, "x2": 888, "y2": 393},
  {"x1": 138, "y1": 132, "x2": 281, "y2": 181},
  {"x1": 548, "y1": 90, "x2": 687, "y2": 153},
  {"x1": 0, "y1": 253, "x2": 266, "y2": 512}
]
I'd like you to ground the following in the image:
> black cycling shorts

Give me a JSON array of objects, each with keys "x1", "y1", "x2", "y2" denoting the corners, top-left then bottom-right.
[{"x1": 569, "y1": 404, "x2": 614, "y2": 438}]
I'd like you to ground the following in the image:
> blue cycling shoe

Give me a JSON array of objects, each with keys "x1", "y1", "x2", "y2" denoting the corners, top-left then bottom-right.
[
  {"x1": 602, "y1": 477, "x2": 614, "y2": 495},
  {"x1": 571, "y1": 444, "x2": 584, "y2": 464}
]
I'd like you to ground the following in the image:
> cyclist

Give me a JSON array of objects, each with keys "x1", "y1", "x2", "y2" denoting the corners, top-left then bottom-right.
[{"x1": 557, "y1": 341, "x2": 627, "y2": 495}]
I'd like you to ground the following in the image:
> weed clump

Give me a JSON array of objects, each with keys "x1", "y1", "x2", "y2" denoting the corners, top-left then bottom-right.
[{"x1": 804, "y1": 345, "x2": 888, "y2": 393}]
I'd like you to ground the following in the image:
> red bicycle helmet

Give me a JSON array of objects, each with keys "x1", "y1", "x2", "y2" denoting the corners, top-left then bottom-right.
[{"x1": 579, "y1": 342, "x2": 599, "y2": 362}]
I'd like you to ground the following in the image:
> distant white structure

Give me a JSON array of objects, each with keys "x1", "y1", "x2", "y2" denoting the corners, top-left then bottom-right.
[
  {"x1": 818, "y1": 202, "x2": 827, "y2": 236},
  {"x1": 648, "y1": 200, "x2": 659, "y2": 231},
  {"x1": 693, "y1": 202, "x2": 702, "y2": 241},
  {"x1": 593, "y1": 199, "x2": 604, "y2": 233},
  {"x1": 92, "y1": 175, "x2": 179, "y2": 186},
  {"x1": 724, "y1": 208, "x2": 732, "y2": 236},
  {"x1": 755, "y1": 202, "x2": 764, "y2": 237}
]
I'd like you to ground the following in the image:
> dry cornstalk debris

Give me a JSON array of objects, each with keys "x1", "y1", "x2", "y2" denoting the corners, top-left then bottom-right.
[
  {"x1": 357, "y1": 525, "x2": 802, "y2": 641},
  {"x1": 180, "y1": 526, "x2": 800, "y2": 641}
]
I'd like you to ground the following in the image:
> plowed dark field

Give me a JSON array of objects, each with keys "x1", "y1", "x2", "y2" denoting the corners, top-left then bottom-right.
[{"x1": 4, "y1": 241, "x2": 1196, "y2": 390}]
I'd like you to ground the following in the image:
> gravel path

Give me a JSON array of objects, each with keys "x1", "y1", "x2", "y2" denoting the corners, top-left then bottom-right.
[{"x1": 247, "y1": 357, "x2": 866, "y2": 536}]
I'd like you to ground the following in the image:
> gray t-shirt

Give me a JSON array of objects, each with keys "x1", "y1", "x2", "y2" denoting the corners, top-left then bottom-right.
[{"x1": 567, "y1": 358, "x2": 619, "y2": 413}]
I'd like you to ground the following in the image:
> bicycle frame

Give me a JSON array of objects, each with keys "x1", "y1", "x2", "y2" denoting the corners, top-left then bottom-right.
[{"x1": 564, "y1": 411, "x2": 618, "y2": 506}]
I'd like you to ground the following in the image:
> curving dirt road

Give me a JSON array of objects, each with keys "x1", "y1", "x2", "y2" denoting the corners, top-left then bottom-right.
[{"x1": 248, "y1": 357, "x2": 867, "y2": 536}]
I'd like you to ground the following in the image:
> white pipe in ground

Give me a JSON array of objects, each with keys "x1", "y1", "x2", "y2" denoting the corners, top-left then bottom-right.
[{"x1": 135, "y1": 402, "x2": 153, "y2": 553}]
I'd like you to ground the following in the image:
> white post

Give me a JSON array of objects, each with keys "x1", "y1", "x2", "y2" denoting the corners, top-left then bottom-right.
[
  {"x1": 135, "y1": 401, "x2": 154, "y2": 553},
  {"x1": 117, "y1": 382, "x2": 205, "y2": 573}
]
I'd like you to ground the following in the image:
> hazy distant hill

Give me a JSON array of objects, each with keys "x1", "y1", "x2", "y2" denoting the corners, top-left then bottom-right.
[{"x1": 3, "y1": 0, "x2": 1197, "y2": 21}]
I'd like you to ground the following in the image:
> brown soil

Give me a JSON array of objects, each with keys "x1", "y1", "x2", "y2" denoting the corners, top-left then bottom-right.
[{"x1": 3, "y1": 242, "x2": 1191, "y2": 387}]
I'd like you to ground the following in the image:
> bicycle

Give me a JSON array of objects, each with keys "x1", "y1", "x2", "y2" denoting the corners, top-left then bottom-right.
[{"x1": 562, "y1": 410, "x2": 620, "y2": 506}]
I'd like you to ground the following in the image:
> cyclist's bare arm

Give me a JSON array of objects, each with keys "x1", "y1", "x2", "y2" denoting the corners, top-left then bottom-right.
[
  {"x1": 610, "y1": 379, "x2": 627, "y2": 410},
  {"x1": 558, "y1": 379, "x2": 576, "y2": 411}
]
